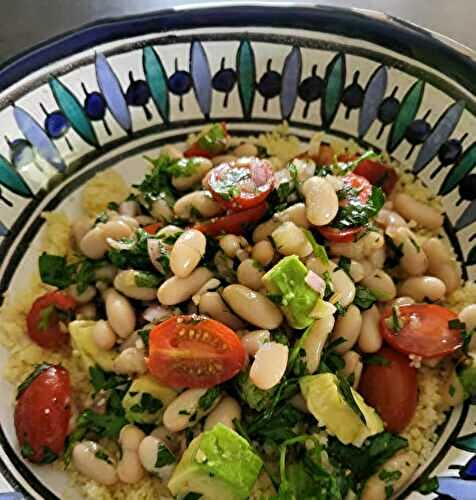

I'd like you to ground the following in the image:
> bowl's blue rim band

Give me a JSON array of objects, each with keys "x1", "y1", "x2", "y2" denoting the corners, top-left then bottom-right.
[{"x1": 0, "y1": 4, "x2": 474, "y2": 95}]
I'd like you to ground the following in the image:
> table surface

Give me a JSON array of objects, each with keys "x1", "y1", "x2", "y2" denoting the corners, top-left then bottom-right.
[
  {"x1": 0, "y1": 0, "x2": 475, "y2": 65},
  {"x1": 0, "y1": 0, "x2": 474, "y2": 496}
]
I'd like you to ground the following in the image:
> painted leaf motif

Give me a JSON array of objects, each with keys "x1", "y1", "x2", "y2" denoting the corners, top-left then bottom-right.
[
  {"x1": 321, "y1": 53, "x2": 346, "y2": 128},
  {"x1": 455, "y1": 199, "x2": 476, "y2": 231},
  {"x1": 436, "y1": 477, "x2": 476, "y2": 500},
  {"x1": 49, "y1": 78, "x2": 98, "y2": 147},
  {"x1": 13, "y1": 106, "x2": 65, "y2": 172},
  {"x1": 280, "y1": 46, "x2": 302, "y2": 120},
  {"x1": 143, "y1": 46, "x2": 169, "y2": 123},
  {"x1": 454, "y1": 432, "x2": 476, "y2": 452},
  {"x1": 358, "y1": 65, "x2": 387, "y2": 138},
  {"x1": 440, "y1": 142, "x2": 476, "y2": 195},
  {"x1": 190, "y1": 40, "x2": 212, "y2": 117},
  {"x1": 237, "y1": 40, "x2": 256, "y2": 118},
  {"x1": 0, "y1": 154, "x2": 32, "y2": 197},
  {"x1": 95, "y1": 53, "x2": 132, "y2": 132},
  {"x1": 414, "y1": 101, "x2": 465, "y2": 173},
  {"x1": 468, "y1": 245, "x2": 476, "y2": 266},
  {"x1": 387, "y1": 80, "x2": 425, "y2": 153}
]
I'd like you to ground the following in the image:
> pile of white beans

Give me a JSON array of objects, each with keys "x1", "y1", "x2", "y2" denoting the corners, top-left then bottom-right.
[{"x1": 65, "y1": 135, "x2": 474, "y2": 500}]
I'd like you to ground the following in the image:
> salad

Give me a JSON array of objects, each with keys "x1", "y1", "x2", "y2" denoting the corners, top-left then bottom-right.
[{"x1": 5, "y1": 123, "x2": 476, "y2": 500}]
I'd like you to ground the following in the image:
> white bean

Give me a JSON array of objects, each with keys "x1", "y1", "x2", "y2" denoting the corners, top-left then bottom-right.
[
  {"x1": 114, "y1": 270, "x2": 158, "y2": 301},
  {"x1": 341, "y1": 351, "x2": 363, "y2": 388},
  {"x1": 104, "y1": 288, "x2": 136, "y2": 337},
  {"x1": 459, "y1": 304, "x2": 476, "y2": 332},
  {"x1": 361, "y1": 231, "x2": 385, "y2": 253},
  {"x1": 174, "y1": 191, "x2": 223, "y2": 219},
  {"x1": 151, "y1": 198, "x2": 174, "y2": 222},
  {"x1": 198, "y1": 292, "x2": 245, "y2": 330},
  {"x1": 223, "y1": 284, "x2": 283, "y2": 329},
  {"x1": 237, "y1": 259, "x2": 264, "y2": 290},
  {"x1": 170, "y1": 229, "x2": 206, "y2": 278},
  {"x1": 394, "y1": 193, "x2": 443, "y2": 230},
  {"x1": 150, "y1": 426, "x2": 180, "y2": 453},
  {"x1": 386, "y1": 227, "x2": 428, "y2": 276},
  {"x1": 117, "y1": 425, "x2": 145, "y2": 484},
  {"x1": 219, "y1": 234, "x2": 242, "y2": 258},
  {"x1": 276, "y1": 203, "x2": 310, "y2": 229},
  {"x1": 72, "y1": 216, "x2": 92, "y2": 247},
  {"x1": 329, "y1": 239, "x2": 365, "y2": 260},
  {"x1": 331, "y1": 265, "x2": 356, "y2": 307},
  {"x1": 303, "y1": 315, "x2": 335, "y2": 374},
  {"x1": 361, "y1": 452, "x2": 417, "y2": 500},
  {"x1": 161, "y1": 145, "x2": 183, "y2": 160},
  {"x1": 241, "y1": 330, "x2": 271, "y2": 356},
  {"x1": 72, "y1": 441, "x2": 117, "y2": 485},
  {"x1": 102, "y1": 219, "x2": 134, "y2": 241},
  {"x1": 252, "y1": 219, "x2": 280, "y2": 242},
  {"x1": 95, "y1": 264, "x2": 118, "y2": 283},
  {"x1": 172, "y1": 158, "x2": 213, "y2": 191},
  {"x1": 361, "y1": 269, "x2": 396, "y2": 301},
  {"x1": 251, "y1": 240, "x2": 275, "y2": 267},
  {"x1": 113, "y1": 214, "x2": 139, "y2": 231},
  {"x1": 234, "y1": 143, "x2": 258, "y2": 157},
  {"x1": 398, "y1": 276, "x2": 446, "y2": 302},
  {"x1": 138, "y1": 436, "x2": 175, "y2": 480},
  {"x1": 250, "y1": 342, "x2": 288, "y2": 390},
  {"x1": 113, "y1": 347, "x2": 147, "y2": 375},
  {"x1": 92, "y1": 320, "x2": 117, "y2": 350},
  {"x1": 393, "y1": 296, "x2": 415, "y2": 307},
  {"x1": 212, "y1": 154, "x2": 237, "y2": 166},
  {"x1": 376, "y1": 208, "x2": 407, "y2": 229},
  {"x1": 80, "y1": 226, "x2": 108, "y2": 260},
  {"x1": 423, "y1": 237, "x2": 461, "y2": 293},
  {"x1": 272, "y1": 222, "x2": 312, "y2": 258},
  {"x1": 67, "y1": 284, "x2": 96, "y2": 304},
  {"x1": 302, "y1": 176, "x2": 339, "y2": 226},
  {"x1": 346, "y1": 260, "x2": 365, "y2": 282},
  {"x1": 158, "y1": 267, "x2": 213, "y2": 305},
  {"x1": 119, "y1": 200, "x2": 140, "y2": 217},
  {"x1": 204, "y1": 396, "x2": 241, "y2": 430},
  {"x1": 367, "y1": 247, "x2": 386, "y2": 270},
  {"x1": 330, "y1": 305, "x2": 362, "y2": 354},
  {"x1": 358, "y1": 306, "x2": 383, "y2": 353},
  {"x1": 76, "y1": 303, "x2": 97, "y2": 320},
  {"x1": 163, "y1": 389, "x2": 219, "y2": 432}
]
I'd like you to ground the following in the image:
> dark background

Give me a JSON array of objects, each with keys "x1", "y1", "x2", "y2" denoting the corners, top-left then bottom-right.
[{"x1": 0, "y1": 0, "x2": 475, "y2": 65}]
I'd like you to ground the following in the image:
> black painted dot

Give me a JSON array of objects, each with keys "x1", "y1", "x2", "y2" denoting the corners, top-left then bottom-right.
[
  {"x1": 257, "y1": 70, "x2": 281, "y2": 99},
  {"x1": 342, "y1": 83, "x2": 364, "y2": 109},
  {"x1": 405, "y1": 119, "x2": 431, "y2": 145},
  {"x1": 168, "y1": 71, "x2": 193, "y2": 96},
  {"x1": 378, "y1": 96, "x2": 399, "y2": 124},
  {"x1": 458, "y1": 174, "x2": 476, "y2": 201},
  {"x1": 298, "y1": 75, "x2": 323, "y2": 102},
  {"x1": 212, "y1": 68, "x2": 236, "y2": 93},
  {"x1": 438, "y1": 139, "x2": 462, "y2": 165},
  {"x1": 126, "y1": 80, "x2": 150, "y2": 106}
]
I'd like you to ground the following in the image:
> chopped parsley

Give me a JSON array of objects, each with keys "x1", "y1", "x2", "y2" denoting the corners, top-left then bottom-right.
[
  {"x1": 41, "y1": 447, "x2": 58, "y2": 464},
  {"x1": 107, "y1": 201, "x2": 119, "y2": 211},
  {"x1": 304, "y1": 229, "x2": 329, "y2": 265},
  {"x1": 337, "y1": 374, "x2": 366, "y2": 424},
  {"x1": 448, "y1": 318, "x2": 466, "y2": 330},
  {"x1": 379, "y1": 469, "x2": 402, "y2": 482},
  {"x1": 95, "y1": 449, "x2": 113, "y2": 464},
  {"x1": 134, "y1": 270, "x2": 162, "y2": 288},
  {"x1": 17, "y1": 363, "x2": 51, "y2": 399},
  {"x1": 38, "y1": 253, "x2": 74, "y2": 289},
  {"x1": 196, "y1": 123, "x2": 227, "y2": 155},
  {"x1": 384, "y1": 235, "x2": 404, "y2": 269},
  {"x1": 20, "y1": 442, "x2": 35, "y2": 460},
  {"x1": 198, "y1": 387, "x2": 221, "y2": 412},
  {"x1": 417, "y1": 476, "x2": 439, "y2": 494},
  {"x1": 155, "y1": 443, "x2": 176, "y2": 468},
  {"x1": 353, "y1": 285, "x2": 377, "y2": 310},
  {"x1": 130, "y1": 393, "x2": 163, "y2": 415},
  {"x1": 389, "y1": 305, "x2": 403, "y2": 333},
  {"x1": 37, "y1": 305, "x2": 56, "y2": 331},
  {"x1": 449, "y1": 384, "x2": 456, "y2": 397},
  {"x1": 337, "y1": 256, "x2": 351, "y2": 276},
  {"x1": 364, "y1": 354, "x2": 391, "y2": 367}
]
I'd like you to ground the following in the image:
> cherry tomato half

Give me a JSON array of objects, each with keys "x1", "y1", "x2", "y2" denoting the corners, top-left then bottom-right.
[
  {"x1": 15, "y1": 364, "x2": 72, "y2": 463},
  {"x1": 143, "y1": 222, "x2": 162, "y2": 235},
  {"x1": 339, "y1": 154, "x2": 398, "y2": 195},
  {"x1": 184, "y1": 123, "x2": 228, "y2": 158},
  {"x1": 26, "y1": 291, "x2": 76, "y2": 350},
  {"x1": 194, "y1": 203, "x2": 268, "y2": 235},
  {"x1": 317, "y1": 173, "x2": 372, "y2": 242},
  {"x1": 147, "y1": 315, "x2": 246, "y2": 388},
  {"x1": 380, "y1": 304, "x2": 463, "y2": 358},
  {"x1": 204, "y1": 157, "x2": 274, "y2": 211},
  {"x1": 359, "y1": 347, "x2": 417, "y2": 433}
]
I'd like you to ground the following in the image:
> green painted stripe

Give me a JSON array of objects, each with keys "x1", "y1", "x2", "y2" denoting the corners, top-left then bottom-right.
[
  {"x1": 322, "y1": 53, "x2": 346, "y2": 128},
  {"x1": 440, "y1": 142, "x2": 476, "y2": 195},
  {"x1": 143, "y1": 46, "x2": 170, "y2": 123},
  {"x1": 237, "y1": 40, "x2": 256, "y2": 118},
  {"x1": 0, "y1": 154, "x2": 32, "y2": 198}
]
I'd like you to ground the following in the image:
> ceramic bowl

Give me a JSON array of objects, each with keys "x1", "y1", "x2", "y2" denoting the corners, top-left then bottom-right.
[{"x1": 0, "y1": 4, "x2": 475, "y2": 499}]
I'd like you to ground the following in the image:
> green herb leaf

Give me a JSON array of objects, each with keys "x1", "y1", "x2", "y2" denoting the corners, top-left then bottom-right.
[
  {"x1": 304, "y1": 229, "x2": 329, "y2": 265},
  {"x1": 337, "y1": 256, "x2": 351, "y2": 276},
  {"x1": 155, "y1": 443, "x2": 176, "y2": 468},
  {"x1": 17, "y1": 363, "x2": 51, "y2": 399},
  {"x1": 196, "y1": 123, "x2": 227, "y2": 154},
  {"x1": 20, "y1": 442, "x2": 35, "y2": 460},
  {"x1": 38, "y1": 253, "x2": 74, "y2": 289},
  {"x1": 389, "y1": 305, "x2": 403, "y2": 333},
  {"x1": 353, "y1": 285, "x2": 377, "y2": 310},
  {"x1": 364, "y1": 354, "x2": 391, "y2": 367},
  {"x1": 198, "y1": 387, "x2": 221, "y2": 412},
  {"x1": 41, "y1": 447, "x2": 58, "y2": 464},
  {"x1": 88, "y1": 366, "x2": 130, "y2": 395},
  {"x1": 336, "y1": 374, "x2": 366, "y2": 424},
  {"x1": 417, "y1": 476, "x2": 439, "y2": 494},
  {"x1": 448, "y1": 319, "x2": 466, "y2": 330},
  {"x1": 95, "y1": 449, "x2": 113, "y2": 464},
  {"x1": 107, "y1": 201, "x2": 119, "y2": 211},
  {"x1": 379, "y1": 469, "x2": 402, "y2": 482},
  {"x1": 37, "y1": 305, "x2": 56, "y2": 331},
  {"x1": 134, "y1": 271, "x2": 162, "y2": 288}
]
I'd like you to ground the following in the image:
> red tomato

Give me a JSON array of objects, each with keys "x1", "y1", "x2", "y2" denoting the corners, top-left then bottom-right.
[
  {"x1": 339, "y1": 154, "x2": 398, "y2": 194},
  {"x1": 380, "y1": 304, "x2": 463, "y2": 358},
  {"x1": 26, "y1": 291, "x2": 76, "y2": 350},
  {"x1": 147, "y1": 315, "x2": 246, "y2": 388},
  {"x1": 15, "y1": 364, "x2": 72, "y2": 463},
  {"x1": 143, "y1": 222, "x2": 162, "y2": 235},
  {"x1": 194, "y1": 203, "x2": 268, "y2": 235},
  {"x1": 204, "y1": 157, "x2": 274, "y2": 211},
  {"x1": 358, "y1": 347, "x2": 417, "y2": 432},
  {"x1": 317, "y1": 174, "x2": 371, "y2": 242},
  {"x1": 184, "y1": 123, "x2": 228, "y2": 158}
]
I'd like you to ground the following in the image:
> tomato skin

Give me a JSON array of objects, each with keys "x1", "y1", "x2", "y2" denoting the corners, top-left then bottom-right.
[
  {"x1": 184, "y1": 123, "x2": 228, "y2": 159},
  {"x1": 194, "y1": 203, "x2": 268, "y2": 235},
  {"x1": 317, "y1": 225, "x2": 363, "y2": 243},
  {"x1": 15, "y1": 364, "x2": 72, "y2": 463},
  {"x1": 358, "y1": 347, "x2": 417, "y2": 433},
  {"x1": 143, "y1": 222, "x2": 162, "y2": 235},
  {"x1": 148, "y1": 315, "x2": 246, "y2": 388},
  {"x1": 26, "y1": 291, "x2": 77, "y2": 350},
  {"x1": 205, "y1": 158, "x2": 274, "y2": 211},
  {"x1": 380, "y1": 304, "x2": 463, "y2": 358}
]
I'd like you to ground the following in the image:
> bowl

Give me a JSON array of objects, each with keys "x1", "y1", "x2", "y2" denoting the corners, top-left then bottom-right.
[{"x1": 0, "y1": 4, "x2": 475, "y2": 499}]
